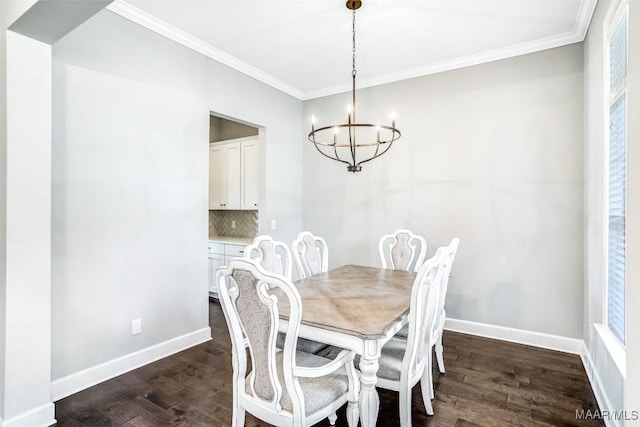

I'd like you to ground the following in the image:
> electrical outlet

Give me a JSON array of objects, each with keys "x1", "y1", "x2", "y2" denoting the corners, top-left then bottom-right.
[
  {"x1": 131, "y1": 319, "x2": 142, "y2": 336},
  {"x1": 231, "y1": 220, "x2": 236, "y2": 229},
  {"x1": 271, "y1": 219, "x2": 276, "y2": 230}
]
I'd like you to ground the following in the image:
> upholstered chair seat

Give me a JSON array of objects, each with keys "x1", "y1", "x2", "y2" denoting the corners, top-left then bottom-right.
[
  {"x1": 246, "y1": 351, "x2": 351, "y2": 415},
  {"x1": 355, "y1": 337, "x2": 408, "y2": 382},
  {"x1": 276, "y1": 334, "x2": 329, "y2": 355}
]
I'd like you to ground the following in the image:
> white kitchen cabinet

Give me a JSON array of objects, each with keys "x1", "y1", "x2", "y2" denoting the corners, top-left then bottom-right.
[
  {"x1": 209, "y1": 142, "x2": 240, "y2": 210},
  {"x1": 208, "y1": 241, "x2": 247, "y2": 297},
  {"x1": 240, "y1": 139, "x2": 259, "y2": 210},
  {"x1": 208, "y1": 253, "x2": 224, "y2": 296},
  {"x1": 209, "y1": 136, "x2": 259, "y2": 211}
]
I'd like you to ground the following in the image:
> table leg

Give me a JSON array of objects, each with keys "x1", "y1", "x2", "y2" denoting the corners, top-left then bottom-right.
[{"x1": 359, "y1": 341, "x2": 381, "y2": 427}]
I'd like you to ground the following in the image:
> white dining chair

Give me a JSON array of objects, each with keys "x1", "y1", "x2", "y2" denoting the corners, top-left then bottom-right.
[
  {"x1": 367, "y1": 252, "x2": 444, "y2": 425},
  {"x1": 395, "y1": 237, "x2": 460, "y2": 377},
  {"x1": 245, "y1": 235, "x2": 293, "y2": 279},
  {"x1": 378, "y1": 229, "x2": 427, "y2": 272},
  {"x1": 216, "y1": 258, "x2": 360, "y2": 427},
  {"x1": 430, "y1": 237, "x2": 460, "y2": 375},
  {"x1": 245, "y1": 234, "x2": 329, "y2": 355},
  {"x1": 292, "y1": 231, "x2": 329, "y2": 279}
]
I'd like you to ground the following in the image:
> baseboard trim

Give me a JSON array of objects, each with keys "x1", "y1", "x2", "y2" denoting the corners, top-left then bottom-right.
[
  {"x1": 580, "y1": 342, "x2": 619, "y2": 427},
  {"x1": 444, "y1": 317, "x2": 583, "y2": 355},
  {"x1": 0, "y1": 402, "x2": 55, "y2": 427},
  {"x1": 51, "y1": 327, "x2": 211, "y2": 401}
]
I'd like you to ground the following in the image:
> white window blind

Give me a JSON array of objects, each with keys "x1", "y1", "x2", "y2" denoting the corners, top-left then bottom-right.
[{"x1": 607, "y1": 12, "x2": 627, "y2": 344}]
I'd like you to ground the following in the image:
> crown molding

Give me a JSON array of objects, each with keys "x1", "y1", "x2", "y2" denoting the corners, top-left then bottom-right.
[
  {"x1": 575, "y1": 0, "x2": 599, "y2": 40},
  {"x1": 106, "y1": 0, "x2": 597, "y2": 102},
  {"x1": 105, "y1": 0, "x2": 304, "y2": 100}
]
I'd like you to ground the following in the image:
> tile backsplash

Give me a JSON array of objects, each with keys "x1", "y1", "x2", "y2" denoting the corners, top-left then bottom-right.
[{"x1": 209, "y1": 210, "x2": 258, "y2": 238}]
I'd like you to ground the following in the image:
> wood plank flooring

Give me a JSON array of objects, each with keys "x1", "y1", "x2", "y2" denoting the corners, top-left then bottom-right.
[{"x1": 55, "y1": 300, "x2": 602, "y2": 426}]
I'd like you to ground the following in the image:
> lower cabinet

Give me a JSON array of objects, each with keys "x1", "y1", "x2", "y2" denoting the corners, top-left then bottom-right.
[
  {"x1": 208, "y1": 241, "x2": 246, "y2": 297},
  {"x1": 208, "y1": 253, "x2": 225, "y2": 296}
]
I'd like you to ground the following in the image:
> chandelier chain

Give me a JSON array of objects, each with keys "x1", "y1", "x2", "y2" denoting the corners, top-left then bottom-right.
[{"x1": 352, "y1": 8, "x2": 357, "y2": 78}]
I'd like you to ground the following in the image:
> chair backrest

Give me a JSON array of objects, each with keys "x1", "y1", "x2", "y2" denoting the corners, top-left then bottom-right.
[
  {"x1": 292, "y1": 231, "x2": 329, "y2": 279},
  {"x1": 216, "y1": 258, "x2": 306, "y2": 424},
  {"x1": 431, "y1": 237, "x2": 460, "y2": 338},
  {"x1": 378, "y1": 229, "x2": 427, "y2": 272},
  {"x1": 245, "y1": 235, "x2": 293, "y2": 279},
  {"x1": 401, "y1": 251, "x2": 445, "y2": 380}
]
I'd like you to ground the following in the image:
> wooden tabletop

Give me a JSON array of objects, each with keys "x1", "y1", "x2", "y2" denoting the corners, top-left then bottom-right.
[{"x1": 277, "y1": 265, "x2": 416, "y2": 339}]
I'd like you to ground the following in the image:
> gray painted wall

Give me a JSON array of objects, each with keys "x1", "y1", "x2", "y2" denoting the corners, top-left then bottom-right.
[
  {"x1": 303, "y1": 44, "x2": 584, "y2": 338},
  {"x1": 51, "y1": 10, "x2": 302, "y2": 380}
]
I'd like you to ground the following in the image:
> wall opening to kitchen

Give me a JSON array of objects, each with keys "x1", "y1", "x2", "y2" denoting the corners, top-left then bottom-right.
[{"x1": 208, "y1": 114, "x2": 260, "y2": 239}]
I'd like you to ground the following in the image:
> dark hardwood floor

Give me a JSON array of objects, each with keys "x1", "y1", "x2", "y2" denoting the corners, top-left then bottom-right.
[{"x1": 55, "y1": 300, "x2": 602, "y2": 426}]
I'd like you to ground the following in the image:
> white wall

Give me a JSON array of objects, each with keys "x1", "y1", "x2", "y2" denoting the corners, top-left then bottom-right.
[
  {"x1": 2, "y1": 1, "x2": 54, "y2": 425},
  {"x1": 4, "y1": 31, "x2": 53, "y2": 426},
  {"x1": 584, "y1": 0, "x2": 640, "y2": 421},
  {"x1": 583, "y1": 0, "x2": 625, "y2": 414},
  {"x1": 303, "y1": 44, "x2": 584, "y2": 339},
  {"x1": 625, "y1": 0, "x2": 640, "y2": 417},
  {"x1": 51, "y1": 9, "x2": 302, "y2": 382}
]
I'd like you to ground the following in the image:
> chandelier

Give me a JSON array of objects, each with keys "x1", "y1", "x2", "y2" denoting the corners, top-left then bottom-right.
[{"x1": 308, "y1": 0, "x2": 401, "y2": 172}]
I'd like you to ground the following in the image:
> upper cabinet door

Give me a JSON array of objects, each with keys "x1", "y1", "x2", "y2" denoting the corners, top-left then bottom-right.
[
  {"x1": 241, "y1": 139, "x2": 259, "y2": 210},
  {"x1": 209, "y1": 145, "x2": 227, "y2": 209},
  {"x1": 225, "y1": 143, "x2": 241, "y2": 210},
  {"x1": 209, "y1": 142, "x2": 240, "y2": 210}
]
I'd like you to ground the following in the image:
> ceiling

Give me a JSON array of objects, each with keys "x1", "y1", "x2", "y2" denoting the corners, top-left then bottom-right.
[{"x1": 107, "y1": 0, "x2": 597, "y2": 100}]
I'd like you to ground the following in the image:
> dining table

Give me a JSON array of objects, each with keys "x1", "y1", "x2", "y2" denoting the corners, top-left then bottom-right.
[{"x1": 276, "y1": 264, "x2": 417, "y2": 427}]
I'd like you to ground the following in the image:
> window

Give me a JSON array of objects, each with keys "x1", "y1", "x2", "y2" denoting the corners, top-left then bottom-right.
[{"x1": 606, "y1": 9, "x2": 627, "y2": 345}]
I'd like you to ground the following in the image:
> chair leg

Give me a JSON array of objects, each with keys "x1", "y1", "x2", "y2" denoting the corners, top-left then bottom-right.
[
  {"x1": 232, "y1": 405, "x2": 245, "y2": 427},
  {"x1": 420, "y1": 369, "x2": 434, "y2": 416},
  {"x1": 345, "y1": 359, "x2": 360, "y2": 427},
  {"x1": 435, "y1": 333, "x2": 446, "y2": 374},
  {"x1": 420, "y1": 350, "x2": 435, "y2": 416},
  {"x1": 328, "y1": 412, "x2": 337, "y2": 426},
  {"x1": 346, "y1": 401, "x2": 359, "y2": 427},
  {"x1": 399, "y1": 382, "x2": 413, "y2": 427}
]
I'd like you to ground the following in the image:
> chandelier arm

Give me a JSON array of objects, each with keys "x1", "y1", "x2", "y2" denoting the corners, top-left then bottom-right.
[
  {"x1": 349, "y1": 121, "x2": 356, "y2": 166},
  {"x1": 333, "y1": 140, "x2": 342, "y2": 162},
  {"x1": 372, "y1": 135, "x2": 381, "y2": 158},
  {"x1": 357, "y1": 139, "x2": 396, "y2": 167},
  {"x1": 312, "y1": 141, "x2": 352, "y2": 166},
  {"x1": 309, "y1": 127, "x2": 350, "y2": 165}
]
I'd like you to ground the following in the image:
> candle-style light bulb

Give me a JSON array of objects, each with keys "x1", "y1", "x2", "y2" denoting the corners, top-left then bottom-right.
[
  {"x1": 390, "y1": 111, "x2": 397, "y2": 128},
  {"x1": 311, "y1": 115, "x2": 316, "y2": 131},
  {"x1": 375, "y1": 125, "x2": 381, "y2": 142},
  {"x1": 332, "y1": 126, "x2": 339, "y2": 145}
]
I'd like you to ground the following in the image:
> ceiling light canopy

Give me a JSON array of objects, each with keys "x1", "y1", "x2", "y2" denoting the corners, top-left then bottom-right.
[{"x1": 308, "y1": 0, "x2": 401, "y2": 172}]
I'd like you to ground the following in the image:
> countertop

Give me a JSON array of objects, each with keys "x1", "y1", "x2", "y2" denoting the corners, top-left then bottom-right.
[{"x1": 208, "y1": 236, "x2": 254, "y2": 245}]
